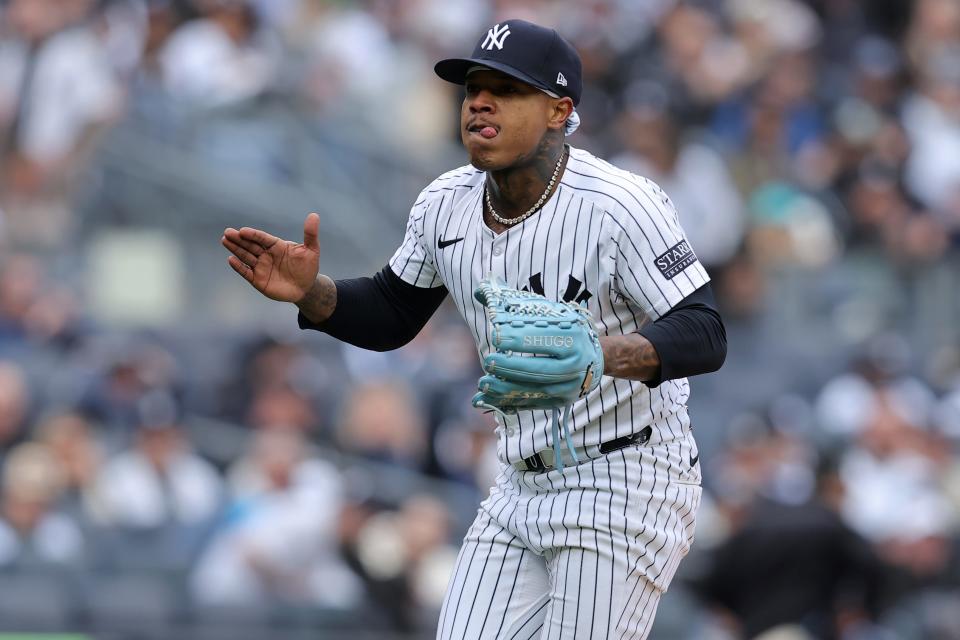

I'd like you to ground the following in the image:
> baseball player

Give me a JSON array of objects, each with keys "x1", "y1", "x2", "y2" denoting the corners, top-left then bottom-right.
[{"x1": 222, "y1": 19, "x2": 726, "y2": 640}]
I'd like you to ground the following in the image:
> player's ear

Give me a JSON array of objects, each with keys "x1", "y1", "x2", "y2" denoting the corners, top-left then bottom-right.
[{"x1": 547, "y1": 97, "x2": 574, "y2": 131}]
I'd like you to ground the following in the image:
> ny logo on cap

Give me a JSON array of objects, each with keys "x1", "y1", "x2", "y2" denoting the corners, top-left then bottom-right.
[{"x1": 482, "y1": 23, "x2": 511, "y2": 51}]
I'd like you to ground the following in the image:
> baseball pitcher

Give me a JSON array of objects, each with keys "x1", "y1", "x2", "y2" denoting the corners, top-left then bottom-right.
[{"x1": 222, "y1": 19, "x2": 726, "y2": 640}]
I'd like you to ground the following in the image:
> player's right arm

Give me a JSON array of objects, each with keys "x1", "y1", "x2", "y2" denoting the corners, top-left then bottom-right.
[
  {"x1": 222, "y1": 210, "x2": 448, "y2": 351},
  {"x1": 222, "y1": 212, "x2": 338, "y2": 322}
]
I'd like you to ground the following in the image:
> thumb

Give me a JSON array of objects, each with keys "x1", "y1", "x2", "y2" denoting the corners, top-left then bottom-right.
[{"x1": 303, "y1": 212, "x2": 320, "y2": 251}]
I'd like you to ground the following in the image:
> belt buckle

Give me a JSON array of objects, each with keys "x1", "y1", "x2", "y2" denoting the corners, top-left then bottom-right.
[{"x1": 524, "y1": 452, "x2": 547, "y2": 472}]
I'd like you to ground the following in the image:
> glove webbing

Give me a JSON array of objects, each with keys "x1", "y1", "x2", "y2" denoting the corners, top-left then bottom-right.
[{"x1": 551, "y1": 405, "x2": 579, "y2": 471}]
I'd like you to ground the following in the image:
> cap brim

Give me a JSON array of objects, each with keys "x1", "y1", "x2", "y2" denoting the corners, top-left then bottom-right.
[{"x1": 434, "y1": 58, "x2": 553, "y2": 95}]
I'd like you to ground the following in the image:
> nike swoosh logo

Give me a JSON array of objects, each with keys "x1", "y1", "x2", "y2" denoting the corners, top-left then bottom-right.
[
  {"x1": 438, "y1": 237, "x2": 465, "y2": 249},
  {"x1": 689, "y1": 453, "x2": 700, "y2": 467}
]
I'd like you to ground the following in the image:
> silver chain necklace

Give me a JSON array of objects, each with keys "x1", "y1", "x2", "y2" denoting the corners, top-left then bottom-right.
[{"x1": 485, "y1": 149, "x2": 566, "y2": 226}]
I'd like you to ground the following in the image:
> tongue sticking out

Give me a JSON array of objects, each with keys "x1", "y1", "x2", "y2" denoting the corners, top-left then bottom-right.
[{"x1": 480, "y1": 126, "x2": 497, "y2": 139}]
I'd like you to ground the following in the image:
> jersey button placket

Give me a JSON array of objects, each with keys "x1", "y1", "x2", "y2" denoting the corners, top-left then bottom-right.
[{"x1": 491, "y1": 235, "x2": 506, "y2": 281}]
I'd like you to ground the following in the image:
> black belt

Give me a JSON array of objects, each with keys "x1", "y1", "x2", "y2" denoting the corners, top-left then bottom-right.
[{"x1": 519, "y1": 425, "x2": 653, "y2": 472}]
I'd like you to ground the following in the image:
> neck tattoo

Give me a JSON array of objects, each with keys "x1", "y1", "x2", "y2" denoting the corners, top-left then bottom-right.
[{"x1": 486, "y1": 148, "x2": 566, "y2": 226}]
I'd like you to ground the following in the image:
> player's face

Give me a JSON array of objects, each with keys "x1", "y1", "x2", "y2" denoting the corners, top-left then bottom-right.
[{"x1": 461, "y1": 71, "x2": 562, "y2": 171}]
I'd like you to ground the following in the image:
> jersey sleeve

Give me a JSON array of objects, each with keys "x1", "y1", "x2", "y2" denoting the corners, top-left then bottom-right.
[
  {"x1": 388, "y1": 199, "x2": 442, "y2": 288},
  {"x1": 611, "y1": 181, "x2": 711, "y2": 320}
]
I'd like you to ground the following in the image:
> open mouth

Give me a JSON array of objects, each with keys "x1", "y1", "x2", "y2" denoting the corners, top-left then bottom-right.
[{"x1": 467, "y1": 123, "x2": 499, "y2": 139}]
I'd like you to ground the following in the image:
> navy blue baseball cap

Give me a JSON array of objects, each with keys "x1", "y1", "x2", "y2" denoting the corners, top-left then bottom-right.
[{"x1": 435, "y1": 19, "x2": 583, "y2": 106}]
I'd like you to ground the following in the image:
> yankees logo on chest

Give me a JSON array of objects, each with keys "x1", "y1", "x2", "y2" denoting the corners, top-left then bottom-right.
[{"x1": 523, "y1": 272, "x2": 593, "y2": 305}]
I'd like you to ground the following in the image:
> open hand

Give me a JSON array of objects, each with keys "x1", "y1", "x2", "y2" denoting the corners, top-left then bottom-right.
[{"x1": 222, "y1": 213, "x2": 321, "y2": 303}]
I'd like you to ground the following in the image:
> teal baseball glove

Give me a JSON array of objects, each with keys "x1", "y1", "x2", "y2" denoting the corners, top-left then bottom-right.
[{"x1": 472, "y1": 277, "x2": 604, "y2": 469}]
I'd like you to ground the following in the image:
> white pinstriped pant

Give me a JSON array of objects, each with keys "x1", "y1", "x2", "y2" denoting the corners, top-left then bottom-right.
[{"x1": 437, "y1": 429, "x2": 701, "y2": 640}]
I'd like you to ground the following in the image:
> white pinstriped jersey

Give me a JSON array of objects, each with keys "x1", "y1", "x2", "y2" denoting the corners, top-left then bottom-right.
[{"x1": 389, "y1": 146, "x2": 709, "y2": 464}]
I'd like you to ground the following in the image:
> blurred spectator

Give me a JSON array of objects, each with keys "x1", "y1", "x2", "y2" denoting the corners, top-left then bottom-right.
[
  {"x1": 0, "y1": 0, "x2": 122, "y2": 245},
  {"x1": 394, "y1": 494, "x2": 457, "y2": 610},
  {"x1": 297, "y1": 1, "x2": 396, "y2": 105},
  {"x1": 90, "y1": 389, "x2": 222, "y2": 529},
  {"x1": 95, "y1": 0, "x2": 150, "y2": 80},
  {"x1": 0, "y1": 254, "x2": 43, "y2": 343},
  {"x1": 745, "y1": 183, "x2": 841, "y2": 270},
  {"x1": 728, "y1": 0, "x2": 822, "y2": 76},
  {"x1": 79, "y1": 338, "x2": 181, "y2": 443},
  {"x1": 693, "y1": 456, "x2": 885, "y2": 640},
  {"x1": 708, "y1": 407, "x2": 818, "y2": 525},
  {"x1": 158, "y1": 0, "x2": 277, "y2": 106},
  {"x1": 0, "y1": 360, "x2": 30, "y2": 455},
  {"x1": 0, "y1": 253, "x2": 85, "y2": 351},
  {"x1": 844, "y1": 164, "x2": 949, "y2": 263},
  {"x1": 715, "y1": 63, "x2": 825, "y2": 197},
  {"x1": 431, "y1": 408, "x2": 498, "y2": 490},
  {"x1": 848, "y1": 37, "x2": 906, "y2": 113},
  {"x1": 655, "y1": 3, "x2": 754, "y2": 109},
  {"x1": 192, "y1": 427, "x2": 361, "y2": 608},
  {"x1": 0, "y1": 442, "x2": 84, "y2": 567},
  {"x1": 35, "y1": 411, "x2": 104, "y2": 522},
  {"x1": 127, "y1": 0, "x2": 190, "y2": 92},
  {"x1": 337, "y1": 380, "x2": 428, "y2": 470},
  {"x1": 344, "y1": 493, "x2": 457, "y2": 629},
  {"x1": 904, "y1": 0, "x2": 960, "y2": 74},
  {"x1": 815, "y1": 336, "x2": 938, "y2": 439},
  {"x1": 902, "y1": 45, "x2": 960, "y2": 224},
  {"x1": 613, "y1": 95, "x2": 746, "y2": 269},
  {"x1": 838, "y1": 394, "x2": 954, "y2": 546},
  {"x1": 247, "y1": 384, "x2": 319, "y2": 433},
  {"x1": 218, "y1": 334, "x2": 332, "y2": 434}
]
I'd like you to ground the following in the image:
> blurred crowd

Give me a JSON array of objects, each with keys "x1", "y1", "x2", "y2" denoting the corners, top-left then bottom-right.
[
  {"x1": 688, "y1": 335, "x2": 960, "y2": 639},
  {"x1": 1, "y1": 0, "x2": 960, "y2": 638},
  {"x1": 0, "y1": 245, "x2": 492, "y2": 631}
]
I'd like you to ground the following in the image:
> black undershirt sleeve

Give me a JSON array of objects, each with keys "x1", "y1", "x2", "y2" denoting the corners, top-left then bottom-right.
[
  {"x1": 297, "y1": 265, "x2": 448, "y2": 352},
  {"x1": 637, "y1": 283, "x2": 727, "y2": 387},
  {"x1": 301, "y1": 268, "x2": 725, "y2": 380}
]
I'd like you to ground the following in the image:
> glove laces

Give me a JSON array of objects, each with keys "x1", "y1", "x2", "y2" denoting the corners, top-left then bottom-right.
[
  {"x1": 509, "y1": 300, "x2": 567, "y2": 317},
  {"x1": 551, "y1": 405, "x2": 579, "y2": 472}
]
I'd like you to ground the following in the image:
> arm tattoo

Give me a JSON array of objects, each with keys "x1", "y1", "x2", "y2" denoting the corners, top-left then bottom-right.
[
  {"x1": 599, "y1": 334, "x2": 661, "y2": 382},
  {"x1": 296, "y1": 274, "x2": 337, "y2": 324}
]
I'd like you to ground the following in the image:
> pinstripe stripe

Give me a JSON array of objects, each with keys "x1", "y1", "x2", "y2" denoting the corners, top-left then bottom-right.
[
  {"x1": 604, "y1": 457, "x2": 615, "y2": 638},
  {"x1": 459, "y1": 529, "x2": 507, "y2": 636},
  {"x1": 605, "y1": 218, "x2": 672, "y2": 315},
  {"x1": 566, "y1": 158, "x2": 700, "y2": 293},
  {"x1": 442, "y1": 518, "x2": 495, "y2": 638},
  {"x1": 506, "y1": 600, "x2": 549, "y2": 639},
  {"x1": 615, "y1": 448, "x2": 661, "y2": 631},
  {"x1": 491, "y1": 545, "x2": 525, "y2": 639}
]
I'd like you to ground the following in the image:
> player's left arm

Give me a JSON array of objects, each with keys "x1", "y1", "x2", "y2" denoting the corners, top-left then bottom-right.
[
  {"x1": 603, "y1": 178, "x2": 726, "y2": 385},
  {"x1": 600, "y1": 283, "x2": 726, "y2": 386}
]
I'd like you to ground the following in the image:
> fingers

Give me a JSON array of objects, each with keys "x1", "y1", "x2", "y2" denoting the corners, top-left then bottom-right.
[
  {"x1": 221, "y1": 235, "x2": 260, "y2": 268},
  {"x1": 476, "y1": 374, "x2": 581, "y2": 400},
  {"x1": 237, "y1": 225, "x2": 279, "y2": 248},
  {"x1": 476, "y1": 375, "x2": 548, "y2": 401},
  {"x1": 227, "y1": 256, "x2": 254, "y2": 284},
  {"x1": 483, "y1": 352, "x2": 583, "y2": 383},
  {"x1": 223, "y1": 228, "x2": 265, "y2": 256},
  {"x1": 302, "y1": 213, "x2": 320, "y2": 251}
]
